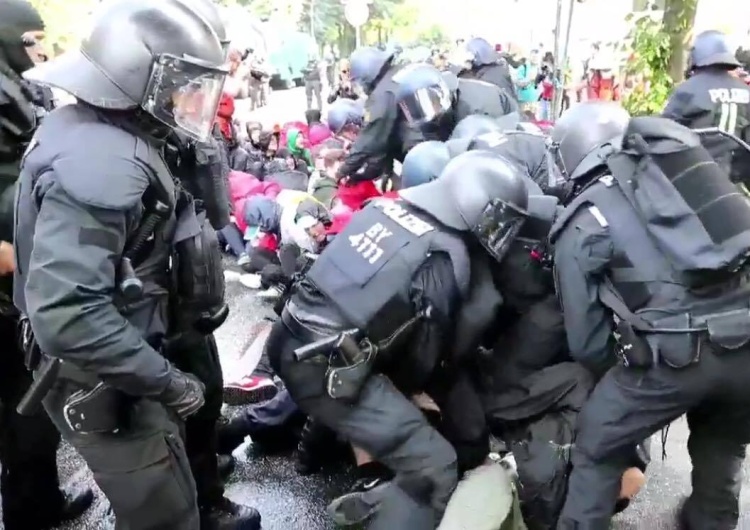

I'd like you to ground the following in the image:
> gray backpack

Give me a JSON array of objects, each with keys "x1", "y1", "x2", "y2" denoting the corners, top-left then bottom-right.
[{"x1": 606, "y1": 116, "x2": 750, "y2": 287}]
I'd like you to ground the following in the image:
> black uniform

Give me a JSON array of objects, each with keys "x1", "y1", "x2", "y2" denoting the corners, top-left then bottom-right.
[
  {"x1": 0, "y1": 50, "x2": 94, "y2": 530},
  {"x1": 337, "y1": 65, "x2": 406, "y2": 182},
  {"x1": 163, "y1": 134, "x2": 228, "y2": 515},
  {"x1": 10, "y1": 0, "x2": 254, "y2": 528},
  {"x1": 460, "y1": 62, "x2": 517, "y2": 101},
  {"x1": 551, "y1": 117, "x2": 750, "y2": 530},
  {"x1": 467, "y1": 130, "x2": 550, "y2": 189},
  {"x1": 267, "y1": 198, "x2": 472, "y2": 529},
  {"x1": 453, "y1": 78, "x2": 518, "y2": 121},
  {"x1": 663, "y1": 70, "x2": 750, "y2": 185}
]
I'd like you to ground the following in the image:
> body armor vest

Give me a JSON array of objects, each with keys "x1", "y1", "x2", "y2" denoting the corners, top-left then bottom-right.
[
  {"x1": 306, "y1": 199, "x2": 470, "y2": 344},
  {"x1": 454, "y1": 78, "x2": 509, "y2": 122},
  {"x1": 551, "y1": 177, "x2": 750, "y2": 363},
  {"x1": 13, "y1": 105, "x2": 177, "y2": 347}
]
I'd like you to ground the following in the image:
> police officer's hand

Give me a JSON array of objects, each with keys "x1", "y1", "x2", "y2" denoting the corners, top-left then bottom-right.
[
  {"x1": 0, "y1": 241, "x2": 14, "y2": 276},
  {"x1": 159, "y1": 367, "x2": 206, "y2": 420}
]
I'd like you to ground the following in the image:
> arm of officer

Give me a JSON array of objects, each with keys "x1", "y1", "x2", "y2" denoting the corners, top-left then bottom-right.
[
  {"x1": 553, "y1": 207, "x2": 615, "y2": 375},
  {"x1": 337, "y1": 92, "x2": 399, "y2": 182},
  {"x1": 395, "y1": 252, "x2": 461, "y2": 394},
  {"x1": 662, "y1": 86, "x2": 710, "y2": 126},
  {"x1": 25, "y1": 172, "x2": 172, "y2": 397}
]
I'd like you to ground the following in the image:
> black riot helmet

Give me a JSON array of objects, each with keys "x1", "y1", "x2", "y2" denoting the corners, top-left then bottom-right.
[
  {"x1": 25, "y1": 0, "x2": 227, "y2": 142},
  {"x1": 688, "y1": 30, "x2": 740, "y2": 72},
  {"x1": 548, "y1": 102, "x2": 630, "y2": 194},
  {"x1": 177, "y1": 0, "x2": 231, "y2": 57},
  {"x1": 393, "y1": 63, "x2": 453, "y2": 129},
  {"x1": 400, "y1": 150, "x2": 529, "y2": 263},
  {"x1": 0, "y1": 0, "x2": 46, "y2": 74}
]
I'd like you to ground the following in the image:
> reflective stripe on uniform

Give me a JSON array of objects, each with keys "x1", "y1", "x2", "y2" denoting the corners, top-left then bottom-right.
[{"x1": 588, "y1": 205, "x2": 608, "y2": 227}]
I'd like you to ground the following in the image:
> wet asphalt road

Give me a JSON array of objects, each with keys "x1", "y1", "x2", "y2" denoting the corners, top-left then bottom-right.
[{"x1": 25, "y1": 88, "x2": 750, "y2": 529}]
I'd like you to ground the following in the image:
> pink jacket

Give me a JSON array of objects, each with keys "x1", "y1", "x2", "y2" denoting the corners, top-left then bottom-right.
[{"x1": 228, "y1": 170, "x2": 281, "y2": 233}]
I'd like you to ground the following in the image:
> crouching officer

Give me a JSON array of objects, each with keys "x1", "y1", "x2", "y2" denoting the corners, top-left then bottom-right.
[
  {"x1": 551, "y1": 109, "x2": 750, "y2": 528},
  {"x1": 663, "y1": 30, "x2": 750, "y2": 184},
  {"x1": 336, "y1": 46, "x2": 404, "y2": 183},
  {"x1": 11, "y1": 1, "x2": 245, "y2": 528},
  {"x1": 448, "y1": 114, "x2": 551, "y2": 190},
  {"x1": 0, "y1": 1, "x2": 94, "y2": 528},
  {"x1": 442, "y1": 69, "x2": 518, "y2": 119},
  {"x1": 393, "y1": 63, "x2": 517, "y2": 154},
  {"x1": 267, "y1": 150, "x2": 531, "y2": 529}
]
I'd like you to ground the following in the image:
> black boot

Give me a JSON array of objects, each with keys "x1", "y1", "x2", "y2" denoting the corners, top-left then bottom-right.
[
  {"x1": 294, "y1": 417, "x2": 338, "y2": 475},
  {"x1": 200, "y1": 497, "x2": 261, "y2": 530},
  {"x1": 217, "y1": 416, "x2": 249, "y2": 455},
  {"x1": 217, "y1": 454, "x2": 236, "y2": 481},
  {"x1": 33, "y1": 486, "x2": 95, "y2": 530}
]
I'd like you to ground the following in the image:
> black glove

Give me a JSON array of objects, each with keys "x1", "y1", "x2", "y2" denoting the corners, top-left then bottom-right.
[{"x1": 159, "y1": 368, "x2": 205, "y2": 420}]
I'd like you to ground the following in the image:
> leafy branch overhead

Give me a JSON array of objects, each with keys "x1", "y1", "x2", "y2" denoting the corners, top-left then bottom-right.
[{"x1": 622, "y1": 0, "x2": 697, "y2": 116}]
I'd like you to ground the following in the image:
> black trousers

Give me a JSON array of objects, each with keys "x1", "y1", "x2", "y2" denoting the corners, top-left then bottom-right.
[
  {"x1": 557, "y1": 342, "x2": 750, "y2": 530},
  {"x1": 169, "y1": 333, "x2": 226, "y2": 509},
  {"x1": 267, "y1": 319, "x2": 458, "y2": 530},
  {"x1": 0, "y1": 314, "x2": 65, "y2": 530}
]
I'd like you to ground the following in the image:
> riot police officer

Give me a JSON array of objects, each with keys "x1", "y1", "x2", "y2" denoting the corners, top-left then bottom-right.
[
  {"x1": 324, "y1": 97, "x2": 365, "y2": 149},
  {"x1": 550, "y1": 105, "x2": 750, "y2": 528},
  {"x1": 392, "y1": 63, "x2": 516, "y2": 154},
  {"x1": 267, "y1": 150, "x2": 531, "y2": 530},
  {"x1": 336, "y1": 46, "x2": 405, "y2": 182},
  {"x1": 442, "y1": 69, "x2": 518, "y2": 119},
  {"x1": 0, "y1": 2, "x2": 95, "y2": 529},
  {"x1": 168, "y1": 1, "x2": 262, "y2": 527},
  {"x1": 14, "y1": 1, "x2": 260, "y2": 528},
  {"x1": 663, "y1": 30, "x2": 750, "y2": 183},
  {"x1": 449, "y1": 114, "x2": 552, "y2": 190},
  {"x1": 451, "y1": 37, "x2": 517, "y2": 100}
]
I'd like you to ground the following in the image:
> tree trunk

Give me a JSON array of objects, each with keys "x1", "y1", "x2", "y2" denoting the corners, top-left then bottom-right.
[{"x1": 662, "y1": 0, "x2": 698, "y2": 82}]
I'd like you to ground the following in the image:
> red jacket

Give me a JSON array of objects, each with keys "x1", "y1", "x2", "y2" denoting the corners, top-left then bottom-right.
[{"x1": 216, "y1": 93, "x2": 235, "y2": 141}]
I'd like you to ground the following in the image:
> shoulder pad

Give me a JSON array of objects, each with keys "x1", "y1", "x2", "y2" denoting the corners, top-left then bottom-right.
[{"x1": 44, "y1": 114, "x2": 150, "y2": 211}]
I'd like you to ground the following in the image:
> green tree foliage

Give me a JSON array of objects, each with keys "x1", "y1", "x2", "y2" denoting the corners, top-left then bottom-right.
[
  {"x1": 622, "y1": 11, "x2": 673, "y2": 115},
  {"x1": 621, "y1": 0, "x2": 697, "y2": 116},
  {"x1": 416, "y1": 24, "x2": 449, "y2": 47},
  {"x1": 29, "y1": 0, "x2": 97, "y2": 53}
]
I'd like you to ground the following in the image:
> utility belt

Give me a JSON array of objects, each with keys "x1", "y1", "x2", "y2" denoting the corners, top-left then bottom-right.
[
  {"x1": 282, "y1": 307, "x2": 377, "y2": 403},
  {"x1": 17, "y1": 317, "x2": 130, "y2": 434},
  {"x1": 601, "y1": 282, "x2": 750, "y2": 369}
]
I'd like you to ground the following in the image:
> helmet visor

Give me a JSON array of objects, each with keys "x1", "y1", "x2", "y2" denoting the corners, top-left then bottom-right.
[
  {"x1": 398, "y1": 84, "x2": 452, "y2": 127},
  {"x1": 545, "y1": 140, "x2": 567, "y2": 191},
  {"x1": 472, "y1": 198, "x2": 527, "y2": 263},
  {"x1": 142, "y1": 54, "x2": 227, "y2": 142}
]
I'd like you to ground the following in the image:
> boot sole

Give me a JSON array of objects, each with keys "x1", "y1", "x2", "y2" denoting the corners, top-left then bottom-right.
[
  {"x1": 326, "y1": 482, "x2": 390, "y2": 526},
  {"x1": 223, "y1": 383, "x2": 279, "y2": 406}
]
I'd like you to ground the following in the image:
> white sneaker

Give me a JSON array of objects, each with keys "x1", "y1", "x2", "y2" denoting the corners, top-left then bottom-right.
[
  {"x1": 239, "y1": 273, "x2": 262, "y2": 289},
  {"x1": 237, "y1": 253, "x2": 250, "y2": 266},
  {"x1": 223, "y1": 270, "x2": 242, "y2": 282}
]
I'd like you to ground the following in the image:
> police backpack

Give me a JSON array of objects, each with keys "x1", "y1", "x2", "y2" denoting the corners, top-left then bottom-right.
[{"x1": 606, "y1": 116, "x2": 750, "y2": 287}]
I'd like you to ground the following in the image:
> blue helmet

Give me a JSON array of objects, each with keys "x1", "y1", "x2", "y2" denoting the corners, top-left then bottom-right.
[
  {"x1": 393, "y1": 64, "x2": 453, "y2": 128},
  {"x1": 401, "y1": 141, "x2": 452, "y2": 189},
  {"x1": 689, "y1": 30, "x2": 740, "y2": 70},
  {"x1": 349, "y1": 46, "x2": 394, "y2": 95},
  {"x1": 327, "y1": 99, "x2": 364, "y2": 135},
  {"x1": 465, "y1": 37, "x2": 497, "y2": 67}
]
